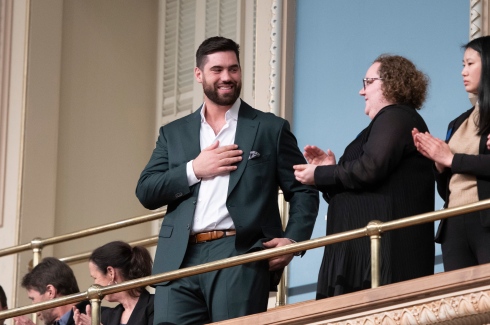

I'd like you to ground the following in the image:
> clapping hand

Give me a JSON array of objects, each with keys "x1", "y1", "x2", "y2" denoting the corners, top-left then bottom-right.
[
  {"x1": 303, "y1": 145, "x2": 336, "y2": 166},
  {"x1": 412, "y1": 128, "x2": 453, "y2": 173},
  {"x1": 13, "y1": 316, "x2": 35, "y2": 325},
  {"x1": 73, "y1": 305, "x2": 96, "y2": 325},
  {"x1": 293, "y1": 145, "x2": 336, "y2": 185}
]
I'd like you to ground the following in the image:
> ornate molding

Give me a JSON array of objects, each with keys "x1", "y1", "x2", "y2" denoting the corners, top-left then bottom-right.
[
  {"x1": 470, "y1": 0, "x2": 483, "y2": 39},
  {"x1": 325, "y1": 290, "x2": 490, "y2": 325},
  {"x1": 268, "y1": 0, "x2": 282, "y2": 115}
]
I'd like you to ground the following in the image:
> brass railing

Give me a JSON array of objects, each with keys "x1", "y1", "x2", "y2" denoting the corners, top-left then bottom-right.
[
  {"x1": 2, "y1": 198, "x2": 490, "y2": 324},
  {"x1": 59, "y1": 236, "x2": 158, "y2": 265},
  {"x1": 0, "y1": 208, "x2": 166, "y2": 266}
]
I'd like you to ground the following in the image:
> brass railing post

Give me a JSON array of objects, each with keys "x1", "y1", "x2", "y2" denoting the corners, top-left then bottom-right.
[
  {"x1": 366, "y1": 220, "x2": 382, "y2": 288},
  {"x1": 31, "y1": 237, "x2": 43, "y2": 267},
  {"x1": 276, "y1": 190, "x2": 289, "y2": 306},
  {"x1": 276, "y1": 266, "x2": 288, "y2": 306},
  {"x1": 87, "y1": 284, "x2": 103, "y2": 325},
  {"x1": 30, "y1": 237, "x2": 43, "y2": 323}
]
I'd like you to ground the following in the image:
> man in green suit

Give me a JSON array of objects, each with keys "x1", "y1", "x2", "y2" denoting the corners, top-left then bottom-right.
[{"x1": 136, "y1": 36, "x2": 319, "y2": 325}]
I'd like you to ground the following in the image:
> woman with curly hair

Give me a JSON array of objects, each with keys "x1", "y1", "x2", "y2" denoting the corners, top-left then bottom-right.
[
  {"x1": 413, "y1": 36, "x2": 490, "y2": 271},
  {"x1": 294, "y1": 54, "x2": 435, "y2": 298}
]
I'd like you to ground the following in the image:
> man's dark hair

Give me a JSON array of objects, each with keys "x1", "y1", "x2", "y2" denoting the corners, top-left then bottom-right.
[
  {"x1": 196, "y1": 36, "x2": 240, "y2": 70},
  {"x1": 0, "y1": 285, "x2": 6, "y2": 308},
  {"x1": 21, "y1": 257, "x2": 80, "y2": 296}
]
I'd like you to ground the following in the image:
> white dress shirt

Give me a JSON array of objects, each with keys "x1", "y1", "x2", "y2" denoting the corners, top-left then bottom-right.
[{"x1": 185, "y1": 99, "x2": 240, "y2": 234}]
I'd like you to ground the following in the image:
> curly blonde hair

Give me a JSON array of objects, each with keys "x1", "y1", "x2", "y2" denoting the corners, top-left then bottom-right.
[{"x1": 374, "y1": 55, "x2": 429, "y2": 109}]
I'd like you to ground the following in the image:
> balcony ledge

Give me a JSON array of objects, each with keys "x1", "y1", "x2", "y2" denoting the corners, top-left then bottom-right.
[{"x1": 216, "y1": 263, "x2": 490, "y2": 325}]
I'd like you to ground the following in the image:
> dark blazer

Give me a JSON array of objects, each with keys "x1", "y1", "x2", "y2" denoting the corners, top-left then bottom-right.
[
  {"x1": 101, "y1": 290, "x2": 153, "y2": 325},
  {"x1": 435, "y1": 107, "x2": 490, "y2": 242},
  {"x1": 136, "y1": 100, "x2": 319, "y2": 284}
]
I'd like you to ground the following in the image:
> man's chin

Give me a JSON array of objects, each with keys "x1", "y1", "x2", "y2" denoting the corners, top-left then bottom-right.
[{"x1": 215, "y1": 96, "x2": 238, "y2": 107}]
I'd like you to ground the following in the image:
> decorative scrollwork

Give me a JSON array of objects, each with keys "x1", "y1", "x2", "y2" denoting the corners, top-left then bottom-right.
[
  {"x1": 324, "y1": 290, "x2": 490, "y2": 324},
  {"x1": 269, "y1": 0, "x2": 282, "y2": 114}
]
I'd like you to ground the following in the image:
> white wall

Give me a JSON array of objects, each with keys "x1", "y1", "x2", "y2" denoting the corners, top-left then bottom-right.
[
  {"x1": 15, "y1": 0, "x2": 159, "y2": 308},
  {"x1": 0, "y1": 0, "x2": 29, "y2": 320}
]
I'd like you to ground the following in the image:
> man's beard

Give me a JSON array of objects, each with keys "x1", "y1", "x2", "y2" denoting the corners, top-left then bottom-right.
[{"x1": 203, "y1": 81, "x2": 241, "y2": 106}]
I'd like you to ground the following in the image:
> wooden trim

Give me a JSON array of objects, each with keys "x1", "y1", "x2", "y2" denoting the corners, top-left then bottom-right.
[{"x1": 0, "y1": 0, "x2": 13, "y2": 228}]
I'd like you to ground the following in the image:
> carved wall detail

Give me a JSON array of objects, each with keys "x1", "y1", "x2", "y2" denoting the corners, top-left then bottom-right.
[
  {"x1": 470, "y1": 0, "x2": 483, "y2": 39},
  {"x1": 324, "y1": 290, "x2": 490, "y2": 325},
  {"x1": 268, "y1": 0, "x2": 282, "y2": 115}
]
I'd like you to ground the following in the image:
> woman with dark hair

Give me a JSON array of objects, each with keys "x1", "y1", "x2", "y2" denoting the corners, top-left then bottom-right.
[
  {"x1": 73, "y1": 241, "x2": 153, "y2": 325},
  {"x1": 294, "y1": 54, "x2": 435, "y2": 298},
  {"x1": 413, "y1": 35, "x2": 490, "y2": 271}
]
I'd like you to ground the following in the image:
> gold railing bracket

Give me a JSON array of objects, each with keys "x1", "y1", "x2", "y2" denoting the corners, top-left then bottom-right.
[
  {"x1": 30, "y1": 237, "x2": 43, "y2": 268},
  {"x1": 87, "y1": 284, "x2": 104, "y2": 325},
  {"x1": 365, "y1": 220, "x2": 382, "y2": 237},
  {"x1": 86, "y1": 284, "x2": 104, "y2": 300}
]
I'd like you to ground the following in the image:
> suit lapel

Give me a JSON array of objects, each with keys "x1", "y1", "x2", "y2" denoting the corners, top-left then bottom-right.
[
  {"x1": 228, "y1": 103, "x2": 259, "y2": 196},
  {"x1": 180, "y1": 108, "x2": 202, "y2": 162}
]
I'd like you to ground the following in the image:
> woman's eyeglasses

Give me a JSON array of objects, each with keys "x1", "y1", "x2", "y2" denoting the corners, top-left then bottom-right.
[{"x1": 362, "y1": 78, "x2": 383, "y2": 90}]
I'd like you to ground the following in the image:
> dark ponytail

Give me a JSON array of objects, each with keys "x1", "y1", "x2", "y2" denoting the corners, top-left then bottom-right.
[
  {"x1": 128, "y1": 246, "x2": 153, "y2": 283},
  {"x1": 90, "y1": 241, "x2": 153, "y2": 297}
]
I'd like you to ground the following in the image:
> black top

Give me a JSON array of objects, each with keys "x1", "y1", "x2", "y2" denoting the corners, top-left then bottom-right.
[
  {"x1": 315, "y1": 104, "x2": 435, "y2": 298},
  {"x1": 101, "y1": 290, "x2": 153, "y2": 325}
]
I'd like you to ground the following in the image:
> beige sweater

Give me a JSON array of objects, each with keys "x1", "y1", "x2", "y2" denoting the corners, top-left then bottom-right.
[{"x1": 448, "y1": 104, "x2": 480, "y2": 207}]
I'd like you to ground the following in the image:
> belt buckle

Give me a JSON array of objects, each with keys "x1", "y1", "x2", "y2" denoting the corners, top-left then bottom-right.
[{"x1": 189, "y1": 235, "x2": 199, "y2": 244}]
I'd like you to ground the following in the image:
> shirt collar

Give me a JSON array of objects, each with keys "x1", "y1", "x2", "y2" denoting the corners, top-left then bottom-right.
[
  {"x1": 57, "y1": 308, "x2": 72, "y2": 325},
  {"x1": 200, "y1": 98, "x2": 241, "y2": 123}
]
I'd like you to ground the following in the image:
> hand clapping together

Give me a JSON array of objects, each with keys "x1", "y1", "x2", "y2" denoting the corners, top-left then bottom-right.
[{"x1": 293, "y1": 145, "x2": 336, "y2": 185}]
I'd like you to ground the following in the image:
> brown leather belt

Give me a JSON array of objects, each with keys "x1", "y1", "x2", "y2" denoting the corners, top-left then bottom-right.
[{"x1": 189, "y1": 230, "x2": 236, "y2": 244}]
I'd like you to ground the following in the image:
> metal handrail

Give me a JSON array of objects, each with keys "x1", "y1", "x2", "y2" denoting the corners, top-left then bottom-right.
[
  {"x1": 59, "y1": 236, "x2": 158, "y2": 265},
  {"x1": 2, "y1": 198, "x2": 490, "y2": 322},
  {"x1": 0, "y1": 208, "x2": 166, "y2": 260}
]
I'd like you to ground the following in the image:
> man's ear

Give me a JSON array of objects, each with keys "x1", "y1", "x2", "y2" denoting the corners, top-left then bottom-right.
[
  {"x1": 195, "y1": 67, "x2": 203, "y2": 83},
  {"x1": 45, "y1": 284, "x2": 58, "y2": 299}
]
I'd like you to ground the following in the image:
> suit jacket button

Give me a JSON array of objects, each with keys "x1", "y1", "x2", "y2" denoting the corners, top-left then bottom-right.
[{"x1": 175, "y1": 192, "x2": 182, "y2": 198}]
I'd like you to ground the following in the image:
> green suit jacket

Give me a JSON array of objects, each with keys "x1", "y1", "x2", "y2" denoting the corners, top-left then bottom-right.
[{"x1": 136, "y1": 100, "x2": 319, "y2": 284}]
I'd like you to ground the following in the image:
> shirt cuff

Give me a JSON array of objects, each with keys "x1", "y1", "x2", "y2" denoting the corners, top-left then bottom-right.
[
  {"x1": 186, "y1": 160, "x2": 201, "y2": 186},
  {"x1": 287, "y1": 238, "x2": 302, "y2": 256}
]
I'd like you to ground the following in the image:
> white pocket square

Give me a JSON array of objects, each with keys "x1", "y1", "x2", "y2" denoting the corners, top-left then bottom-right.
[{"x1": 248, "y1": 151, "x2": 261, "y2": 160}]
